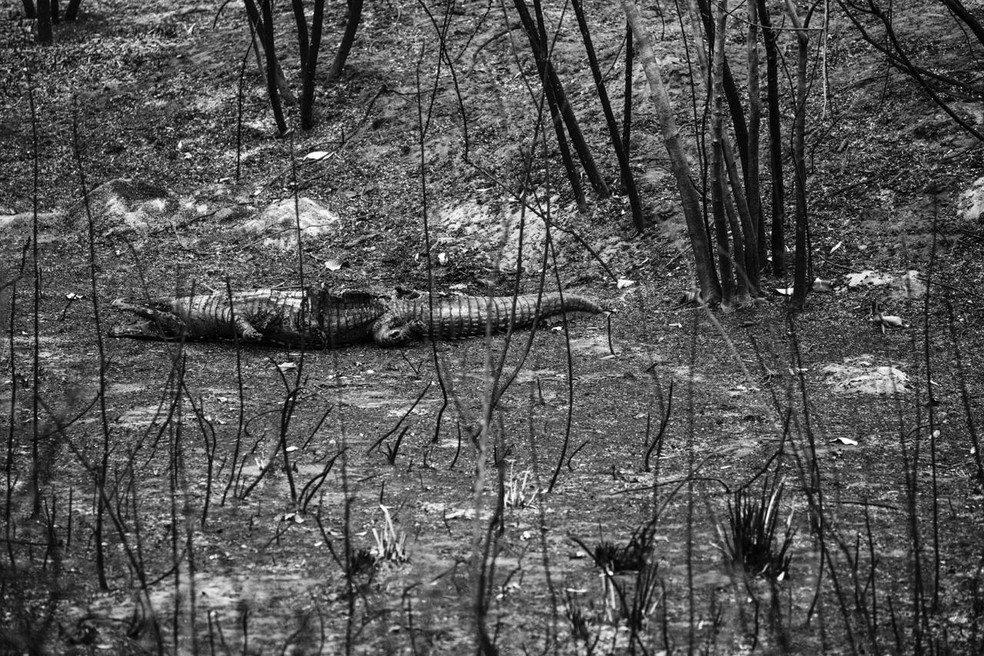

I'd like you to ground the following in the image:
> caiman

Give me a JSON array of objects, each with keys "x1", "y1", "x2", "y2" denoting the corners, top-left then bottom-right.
[{"x1": 108, "y1": 287, "x2": 604, "y2": 348}]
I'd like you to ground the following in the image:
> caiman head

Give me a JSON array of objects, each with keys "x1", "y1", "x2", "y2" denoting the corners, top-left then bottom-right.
[{"x1": 371, "y1": 315, "x2": 427, "y2": 347}]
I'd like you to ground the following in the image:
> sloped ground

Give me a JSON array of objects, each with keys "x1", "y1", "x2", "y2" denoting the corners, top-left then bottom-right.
[{"x1": 2, "y1": 0, "x2": 984, "y2": 653}]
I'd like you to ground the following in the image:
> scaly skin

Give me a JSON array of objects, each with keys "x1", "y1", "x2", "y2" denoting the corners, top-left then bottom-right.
[
  {"x1": 378, "y1": 294, "x2": 604, "y2": 344},
  {"x1": 109, "y1": 287, "x2": 604, "y2": 348}
]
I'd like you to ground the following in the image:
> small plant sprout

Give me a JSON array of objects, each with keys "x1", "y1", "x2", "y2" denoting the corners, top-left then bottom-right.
[
  {"x1": 592, "y1": 522, "x2": 657, "y2": 573},
  {"x1": 347, "y1": 548, "x2": 377, "y2": 577},
  {"x1": 372, "y1": 505, "x2": 409, "y2": 564},
  {"x1": 504, "y1": 462, "x2": 540, "y2": 508},
  {"x1": 720, "y1": 476, "x2": 795, "y2": 580}
]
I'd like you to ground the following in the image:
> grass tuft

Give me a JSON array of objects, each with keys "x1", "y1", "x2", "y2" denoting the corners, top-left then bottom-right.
[{"x1": 721, "y1": 475, "x2": 795, "y2": 581}]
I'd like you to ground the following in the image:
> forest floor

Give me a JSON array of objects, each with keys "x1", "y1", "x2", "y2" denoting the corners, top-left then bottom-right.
[{"x1": 1, "y1": 0, "x2": 984, "y2": 653}]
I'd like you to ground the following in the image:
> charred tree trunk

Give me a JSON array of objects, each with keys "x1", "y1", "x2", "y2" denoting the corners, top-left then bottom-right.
[
  {"x1": 300, "y1": 0, "x2": 326, "y2": 129},
  {"x1": 786, "y1": 0, "x2": 810, "y2": 310},
  {"x1": 513, "y1": 0, "x2": 610, "y2": 203},
  {"x1": 710, "y1": 0, "x2": 734, "y2": 304},
  {"x1": 258, "y1": 0, "x2": 288, "y2": 135},
  {"x1": 327, "y1": 0, "x2": 364, "y2": 80},
  {"x1": 746, "y1": 0, "x2": 765, "y2": 269},
  {"x1": 36, "y1": 0, "x2": 52, "y2": 44},
  {"x1": 571, "y1": 0, "x2": 644, "y2": 229},
  {"x1": 757, "y1": 0, "x2": 785, "y2": 276}
]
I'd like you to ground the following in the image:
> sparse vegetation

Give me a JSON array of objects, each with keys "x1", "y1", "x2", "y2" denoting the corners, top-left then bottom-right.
[{"x1": 2, "y1": 0, "x2": 983, "y2": 653}]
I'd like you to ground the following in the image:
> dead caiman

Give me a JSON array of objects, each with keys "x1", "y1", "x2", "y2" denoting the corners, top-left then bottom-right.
[{"x1": 108, "y1": 287, "x2": 604, "y2": 348}]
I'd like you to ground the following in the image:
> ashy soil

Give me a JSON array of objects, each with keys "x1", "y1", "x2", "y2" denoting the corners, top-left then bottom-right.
[{"x1": 1, "y1": 0, "x2": 983, "y2": 653}]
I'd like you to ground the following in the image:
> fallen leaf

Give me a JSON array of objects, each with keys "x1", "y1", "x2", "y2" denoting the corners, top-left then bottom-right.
[
  {"x1": 812, "y1": 278, "x2": 834, "y2": 293},
  {"x1": 617, "y1": 278, "x2": 635, "y2": 289}
]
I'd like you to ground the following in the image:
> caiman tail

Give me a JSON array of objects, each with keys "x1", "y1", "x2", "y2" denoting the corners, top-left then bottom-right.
[{"x1": 376, "y1": 293, "x2": 604, "y2": 344}]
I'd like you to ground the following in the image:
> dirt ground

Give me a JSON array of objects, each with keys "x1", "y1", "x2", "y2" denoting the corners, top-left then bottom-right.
[{"x1": 2, "y1": 0, "x2": 983, "y2": 653}]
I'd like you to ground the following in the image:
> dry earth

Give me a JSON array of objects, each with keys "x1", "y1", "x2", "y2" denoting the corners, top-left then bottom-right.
[{"x1": 2, "y1": 0, "x2": 984, "y2": 653}]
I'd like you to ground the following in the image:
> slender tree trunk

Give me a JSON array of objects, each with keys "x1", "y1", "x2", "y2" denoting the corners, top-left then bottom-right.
[
  {"x1": 300, "y1": 0, "x2": 326, "y2": 129},
  {"x1": 695, "y1": 0, "x2": 749, "y2": 178},
  {"x1": 36, "y1": 0, "x2": 52, "y2": 44},
  {"x1": 291, "y1": 0, "x2": 309, "y2": 65},
  {"x1": 327, "y1": 0, "x2": 364, "y2": 80},
  {"x1": 939, "y1": 0, "x2": 984, "y2": 45},
  {"x1": 571, "y1": 0, "x2": 643, "y2": 228},
  {"x1": 243, "y1": 0, "x2": 296, "y2": 106},
  {"x1": 757, "y1": 0, "x2": 785, "y2": 276},
  {"x1": 785, "y1": 0, "x2": 810, "y2": 310},
  {"x1": 525, "y1": 0, "x2": 610, "y2": 198},
  {"x1": 688, "y1": 0, "x2": 754, "y2": 298},
  {"x1": 622, "y1": 24, "x2": 633, "y2": 153},
  {"x1": 710, "y1": 0, "x2": 733, "y2": 304},
  {"x1": 623, "y1": 0, "x2": 720, "y2": 303},
  {"x1": 541, "y1": 64, "x2": 589, "y2": 212},
  {"x1": 512, "y1": 0, "x2": 589, "y2": 209},
  {"x1": 543, "y1": 61, "x2": 610, "y2": 197},
  {"x1": 259, "y1": 0, "x2": 288, "y2": 135},
  {"x1": 722, "y1": 137, "x2": 756, "y2": 296},
  {"x1": 746, "y1": 0, "x2": 765, "y2": 268}
]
